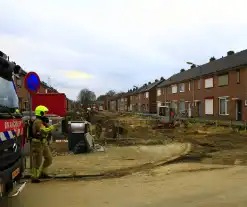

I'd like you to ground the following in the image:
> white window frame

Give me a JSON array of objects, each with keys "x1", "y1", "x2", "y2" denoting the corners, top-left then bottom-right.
[
  {"x1": 157, "y1": 89, "x2": 161, "y2": 96},
  {"x1": 172, "y1": 85, "x2": 178, "y2": 94},
  {"x1": 145, "y1": 92, "x2": 149, "y2": 98},
  {"x1": 179, "y1": 83, "x2": 185, "y2": 92},
  {"x1": 205, "y1": 77, "x2": 213, "y2": 88},
  {"x1": 188, "y1": 82, "x2": 191, "y2": 91},
  {"x1": 205, "y1": 98, "x2": 214, "y2": 115},
  {"x1": 219, "y1": 96, "x2": 229, "y2": 115}
]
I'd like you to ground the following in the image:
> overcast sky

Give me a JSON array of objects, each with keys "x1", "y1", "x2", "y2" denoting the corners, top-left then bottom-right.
[{"x1": 1, "y1": 0, "x2": 247, "y2": 100}]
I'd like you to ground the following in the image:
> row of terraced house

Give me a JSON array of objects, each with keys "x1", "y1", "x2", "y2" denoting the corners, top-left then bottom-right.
[
  {"x1": 13, "y1": 69, "x2": 74, "y2": 112},
  {"x1": 107, "y1": 50, "x2": 247, "y2": 121}
]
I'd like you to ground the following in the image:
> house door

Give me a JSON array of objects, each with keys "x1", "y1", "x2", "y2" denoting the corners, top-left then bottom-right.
[
  {"x1": 188, "y1": 103, "x2": 192, "y2": 117},
  {"x1": 196, "y1": 102, "x2": 202, "y2": 117},
  {"x1": 236, "y1": 100, "x2": 242, "y2": 121}
]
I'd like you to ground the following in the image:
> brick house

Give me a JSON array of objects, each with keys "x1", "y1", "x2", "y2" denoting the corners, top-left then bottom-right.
[
  {"x1": 109, "y1": 95, "x2": 119, "y2": 111},
  {"x1": 121, "y1": 90, "x2": 133, "y2": 111},
  {"x1": 14, "y1": 70, "x2": 29, "y2": 111},
  {"x1": 66, "y1": 98, "x2": 74, "y2": 111},
  {"x1": 129, "y1": 87, "x2": 144, "y2": 112},
  {"x1": 156, "y1": 50, "x2": 247, "y2": 121},
  {"x1": 14, "y1": 70, "x2": 60, "y2": 111},
  {"x1": 137, "y1": 78, "x2": 164, "y2": 113},
  {"x1": 128, "y1": 79, "x2": 164, "y2": 113},
  {"x1": 116, "y1": 93, "x2": 126, "y2": 112}
]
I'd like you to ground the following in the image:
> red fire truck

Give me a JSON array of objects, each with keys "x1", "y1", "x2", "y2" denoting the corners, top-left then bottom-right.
[{"x1": 0, "y1": 52, "x2": 26, "y2": 200}]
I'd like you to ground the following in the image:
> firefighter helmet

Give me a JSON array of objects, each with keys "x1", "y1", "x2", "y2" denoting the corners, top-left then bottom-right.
[{"x1": 35, "y1": 105, "x2": 49, "y2": 116}]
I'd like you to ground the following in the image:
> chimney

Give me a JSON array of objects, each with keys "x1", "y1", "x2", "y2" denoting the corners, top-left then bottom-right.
[
  {"x1": 190, "y1": 64, "x2": 196, "y2": 69},
  {"x1": 227, "y1": 51, "x2": 235, "y2": 56},
  {"x1": 209, "y1": 57, "x2": 216, "y2": 62}
]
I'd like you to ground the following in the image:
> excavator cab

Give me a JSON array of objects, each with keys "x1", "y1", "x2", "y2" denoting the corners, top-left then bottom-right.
[{"x1": 158, "y1": 106, "x2": 176, "y2": 127}]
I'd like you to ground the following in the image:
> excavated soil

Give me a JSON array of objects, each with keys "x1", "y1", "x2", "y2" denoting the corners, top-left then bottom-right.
[{"x1": 93, "y1": 112, "x2": 247, "y2": 166}]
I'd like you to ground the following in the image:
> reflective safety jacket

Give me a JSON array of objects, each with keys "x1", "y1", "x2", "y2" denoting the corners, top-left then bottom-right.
[{"x1": 32, "y1": 118, "x2": 55, "y2": 142}]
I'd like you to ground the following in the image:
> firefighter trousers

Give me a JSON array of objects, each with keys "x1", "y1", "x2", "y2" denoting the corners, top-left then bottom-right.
[{"x1": 31, "y1": 139, "x2": 52, "y2": 179}]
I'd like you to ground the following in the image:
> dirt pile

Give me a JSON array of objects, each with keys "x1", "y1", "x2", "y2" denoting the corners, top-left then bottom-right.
[
  {"x1": 171, "y1": 125, "x2": 247, "y2": 165},
  {"x1": 60, "y1": 111, "x2": 247, "y2": 166}
]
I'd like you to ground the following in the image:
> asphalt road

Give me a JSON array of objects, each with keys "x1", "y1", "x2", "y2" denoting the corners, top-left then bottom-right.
[{"x1": 3, "y1": 163, "x2": 247, "y2": 207}]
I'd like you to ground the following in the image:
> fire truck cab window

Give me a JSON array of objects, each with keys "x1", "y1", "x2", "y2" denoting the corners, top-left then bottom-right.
[{"x1": 0, "y1": 76, "x2": 19, "y2": 110}]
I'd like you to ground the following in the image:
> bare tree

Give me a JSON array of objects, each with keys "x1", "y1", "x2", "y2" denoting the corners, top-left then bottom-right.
[
  {"x1": 96, "y1": 95, "x2": 106, "y2": 101},
  {"x1": 77, "y1": 88, "x2": 96, "y2": 107},
  {"x1": 105, "y1": 90, "x2": 116, "y2": 96}
]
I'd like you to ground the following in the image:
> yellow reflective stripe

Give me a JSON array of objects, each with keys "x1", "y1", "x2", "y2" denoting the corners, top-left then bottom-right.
[
  {"x1": 32, "y1": 138, "x2": 41, "y2": 142},
  {"x1": 40, "y1": 125, "x2": 55, "y2": 134},
  {"x1": 31, "y1": 168, "x2": 41, "y2": 178}
]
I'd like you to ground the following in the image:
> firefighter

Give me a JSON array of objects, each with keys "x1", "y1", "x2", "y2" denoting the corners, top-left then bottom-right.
[{"x1": 31, "y1": 105, "x2": 60, "y2": 183}]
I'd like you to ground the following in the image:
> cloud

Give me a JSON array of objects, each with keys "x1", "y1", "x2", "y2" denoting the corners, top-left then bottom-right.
[
  {"x1": 65, "y1": 71, "x2": 94, "y2": 79},
  {"x1": 1, "y1": 0, "x2": 247, "y2": 99}
]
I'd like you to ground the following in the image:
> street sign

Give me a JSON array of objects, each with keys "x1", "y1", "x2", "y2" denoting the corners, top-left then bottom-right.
[
  {"x1": 24, "y1": 72, "x2": 40, "y2": 94},
  {"x1": 24, "y1": 71, "x2": 40, "y2": 169}
]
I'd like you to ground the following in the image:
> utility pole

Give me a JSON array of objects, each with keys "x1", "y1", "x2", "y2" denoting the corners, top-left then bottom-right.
[{"x1": 186, "y1": 62, "x2": 202, "y2": 117}]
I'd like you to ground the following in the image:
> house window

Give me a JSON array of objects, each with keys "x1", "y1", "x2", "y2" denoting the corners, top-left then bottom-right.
[
  {"x1": 157, "y1": 89, "x2": 161, "y2": 96},
  {"x1": 198, "y1": 79, "x2": 201, "y2": 89},
  {"x1": 130, "y1": 96, "x2": 132, "y2": 100},
  {"x1": 205, "y1": 77, "x2": 213, "y2": 88},
  {"x1": 237, "y1": 70, "x2": 240, "y2": 83},
  {"x1": 218, "y1": 74, "x2": 228, "y2": 86},
  {"x1": 145, "y1": 92, "x2": 149, "y2": 98},
  {"x1": 179, "y1": 83, "x2": 185, "y2": 92},
  {"x1": 205, "y1": 98, "x2": 213, "y2": 115},
  {"x1": 188, "y1": 82, "x2": 191, "y2": 91},
  {"x1": 219, "y1": 97, "x2": 229, "y2": 115},
  {"x1": 171, "y1": 85, "x2": 178, "y2": 93}
]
